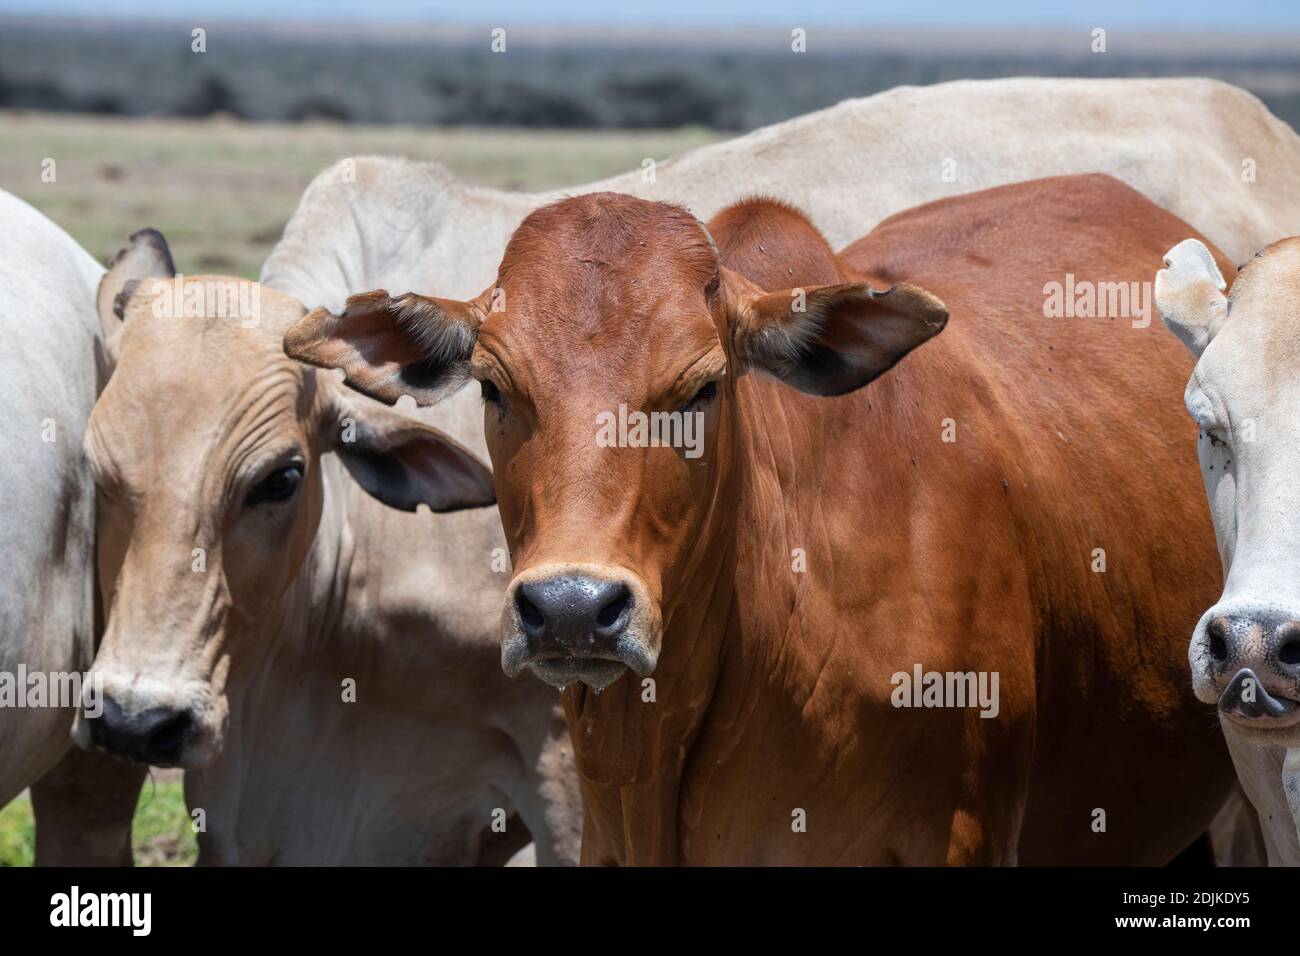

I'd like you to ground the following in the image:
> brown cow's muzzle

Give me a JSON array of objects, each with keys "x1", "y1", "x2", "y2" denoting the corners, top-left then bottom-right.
[{"x1": 502, "y1": 563, "x2": 660, "y2": 691}]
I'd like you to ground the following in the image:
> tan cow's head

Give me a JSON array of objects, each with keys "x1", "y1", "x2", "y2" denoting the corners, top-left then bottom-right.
[
  {"x1": 1157, "y1": 236, "x2": 1300, "y2": 747},
  {"x1": 75, "y1": 231, "x2": 495, "y2": 768},
  {"x1": 286, "y1": 193, "x2": 945, "y2": 693}
]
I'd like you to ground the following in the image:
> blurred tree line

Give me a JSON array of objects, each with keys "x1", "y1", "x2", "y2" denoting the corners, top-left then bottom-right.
[{"x1": 1, "y1": 22, "x2": 1297, "y2": 132}]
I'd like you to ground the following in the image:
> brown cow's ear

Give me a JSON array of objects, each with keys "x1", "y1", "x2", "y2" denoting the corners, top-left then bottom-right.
[
  {"x1": 284, "y1": 287, "x2": 492, "y2": 407},
  {"x1": 725, "y1": 267, "x2": 948, "y2": 397},
  {"x1": 96, "y1": 228, "x2": 176, "y2": 364},
  {"x1": 322, "y1": 384, "x2": 496, "y2": 513}
]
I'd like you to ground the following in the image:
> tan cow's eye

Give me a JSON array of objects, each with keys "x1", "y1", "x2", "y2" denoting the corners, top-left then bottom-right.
[{"x1": 246, "y1": 465, "x2": 303, "y2": 506}]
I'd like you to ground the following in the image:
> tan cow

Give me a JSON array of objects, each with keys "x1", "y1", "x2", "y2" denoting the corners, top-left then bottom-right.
[
  {"x1": 286, "y1": 176, "x2": 1238, "y2": 864},
  {"x1": 1157, "y1": 235, "x2": 1300, "y2": 864},
  {"x1": 76, "y1": 234, "x2": 582, "y2": 865}
]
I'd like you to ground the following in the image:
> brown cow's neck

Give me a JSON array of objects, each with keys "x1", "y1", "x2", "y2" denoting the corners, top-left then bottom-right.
[{"x1": 564, "y1": 405, "x2": 746, "y2": 865}]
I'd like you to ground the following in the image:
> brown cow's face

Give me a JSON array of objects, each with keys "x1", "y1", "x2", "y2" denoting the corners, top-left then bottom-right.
[
  {"x1": 474, "y1": 216, "x2": 729, "y2": 690},
  {"x1": 283, "y1": 193, "x2": 947, "y2": 693},
  {"x1": 77, "y1": 273, "x2": 495, "y2": 768}
]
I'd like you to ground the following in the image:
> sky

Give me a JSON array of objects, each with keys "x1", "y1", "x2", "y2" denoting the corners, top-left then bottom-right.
[{"x1": 0, "y1": 0, "x2": 1297, "y2": 29}]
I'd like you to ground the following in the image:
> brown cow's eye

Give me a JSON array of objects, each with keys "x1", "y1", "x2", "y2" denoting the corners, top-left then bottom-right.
[
  {"x1": 681, "y1": 380, "x2": 717, "y2": 412},
  {"x1": 480, "y1": 379, "x2": 502, "y2": 407},
  {"x1": 246, "y1": 465, "x2": 302, "y2": 506}
]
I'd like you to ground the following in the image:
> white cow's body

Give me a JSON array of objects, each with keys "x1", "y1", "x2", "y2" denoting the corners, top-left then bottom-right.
[
  {"x1": 0, "y1": 190, "x2": 104, "y2": 801},
  {"x1": 0, "y1": 191, "x2": 149, "y2": 867},
  {"x1": 264, "y1": 76, "x2": 1300, "y2": 465}
]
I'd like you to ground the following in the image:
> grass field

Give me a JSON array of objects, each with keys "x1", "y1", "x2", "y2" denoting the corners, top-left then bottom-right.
[
  {"x1": 0, "y1": 775, "x2": 196, "y2": 867},
  {"x1": 0, "y1": 111, "x2": 721, "y2": 278},
  {"x1": 0, "y1": 112, "x2": 721, "y2": 866}
]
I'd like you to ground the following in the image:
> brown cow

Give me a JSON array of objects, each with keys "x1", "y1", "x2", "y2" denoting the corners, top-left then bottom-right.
[{"x1": 286, "y1": 175, "x2": 1237, "y2": 864}]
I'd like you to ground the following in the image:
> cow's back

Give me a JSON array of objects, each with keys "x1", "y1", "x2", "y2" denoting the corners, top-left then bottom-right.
[
  {"x1": 0, "y1": 190, "x2": 104, "y2": 801},
  {"x1": 839, "y1": 174, "x2": 1236, "y2": 862}
]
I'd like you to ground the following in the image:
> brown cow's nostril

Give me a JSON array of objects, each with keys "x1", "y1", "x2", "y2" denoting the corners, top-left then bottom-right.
[
  {"x1": 517, "y1": 591, "x2": 545, "y2": 630},
  {"x1": 596, "y1": 588, "x2": 631, "y2": 629}
]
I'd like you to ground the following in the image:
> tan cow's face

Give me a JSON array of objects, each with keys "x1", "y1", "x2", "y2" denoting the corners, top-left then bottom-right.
[
  {"x1": 77, "y1": 269, "x2": 494, "y2": 768},
  {"x1": 1158, "y1": 237, "x2": 1300, "y2": 747},
  {"x1": 285, "y1": 193, "x2": 946, "y2": 694}
]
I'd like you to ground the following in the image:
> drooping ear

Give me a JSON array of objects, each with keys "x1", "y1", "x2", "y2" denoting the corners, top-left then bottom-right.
[
  {"x1": 96, "y1": 227, "x2": 176, "y2": 362},
  {"x1": 1155, "y1": 238, "x2": 1228, "y2": 358},
  {"x1": 725, "y1": 267, "x2": 948, "y2": 396},
  {"x1": 322, "y1": 382, "x2": 496, "y2": 513},
  {"x1": 284, "y1": 287, "x2": 491, "y2": 407}
]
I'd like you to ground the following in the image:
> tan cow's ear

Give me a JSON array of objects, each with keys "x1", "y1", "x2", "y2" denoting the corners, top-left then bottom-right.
[
  {"x1": 284, "y1": 287, "x2": 491, "y2": 407},
  {"x1": 96, "y1": 228, "x2": 176, "y2": 364},
  {"x1": 323, "y1": 386, "x2": 496, "y2": 513},
  {"x1": 724, "y1": 267, "x2": 948, "y2": 396},
  {"x1": 1155, "y1": 239, "x2": 1228, "y2": 358}
]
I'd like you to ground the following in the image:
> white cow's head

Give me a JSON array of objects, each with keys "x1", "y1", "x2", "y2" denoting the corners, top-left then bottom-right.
[
  {"x1": 74, "y1": 230, "x2": 496, "y2": 768},
  {"x1": 1157, "y1": 235, "x2": 1300, "y2": 746}
]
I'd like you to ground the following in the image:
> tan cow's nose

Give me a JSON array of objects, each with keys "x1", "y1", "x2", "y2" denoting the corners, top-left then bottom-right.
[
  {"x1": 516, "y1": 575, "x2": 633, "y2": 657},
  {"x1": 86, "y1": 697, "x2": 193, "y2": 767}
]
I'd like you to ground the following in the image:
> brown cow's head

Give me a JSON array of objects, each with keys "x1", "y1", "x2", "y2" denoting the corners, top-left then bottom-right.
[
  {"x1": 75, "y1": 231, "x2": 494, "y2": 768},
  {"x1": 286, "y1": 193, "x2": 945, "y2": 692}
]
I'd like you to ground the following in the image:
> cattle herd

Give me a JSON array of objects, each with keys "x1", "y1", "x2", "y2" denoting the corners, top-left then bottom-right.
[{"x1": 3, "y1": 75, "x2": 1300, "y2": 866}]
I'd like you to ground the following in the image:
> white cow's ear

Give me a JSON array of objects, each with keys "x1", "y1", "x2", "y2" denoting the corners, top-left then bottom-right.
[
  {"x1": 323, "y1": 386, "x2": 495, "y2": 514},
  {"x1": 96, "y1": 228, "x2": 176, "y2": 365},
  {"x1": 1155, "y1": 238, "x2": 1228, "y2": 358},
  {"x1": 724, "y1": 267, "x2": 948, "y2": 396},
  {"x1": 284, "y1": 287, "x2": 491, "y2": 407}
]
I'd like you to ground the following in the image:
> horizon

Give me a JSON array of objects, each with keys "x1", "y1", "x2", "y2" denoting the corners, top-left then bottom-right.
[{"x1": 0, "y1": 0, "x2": 1298, "y2": 30}]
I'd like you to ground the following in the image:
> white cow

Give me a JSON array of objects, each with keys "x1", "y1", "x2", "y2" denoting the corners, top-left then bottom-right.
[
  {"x1": 263, "y1": 76, "x2": 1300, "y2": 466},
  {"x1": 0, "y1": 189, "x2": 145, "y2": 864},
  {"x1": 1157, "y1": 235, "x2": 1300, "y2": 865}
]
